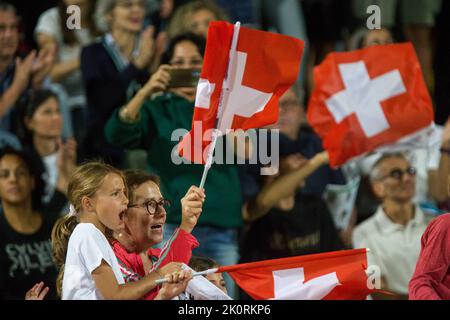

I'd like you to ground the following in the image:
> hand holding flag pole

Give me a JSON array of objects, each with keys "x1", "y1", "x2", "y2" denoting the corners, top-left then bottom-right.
[{"x1": 155, "y1": 268, "x2": 219, "y2": 285}]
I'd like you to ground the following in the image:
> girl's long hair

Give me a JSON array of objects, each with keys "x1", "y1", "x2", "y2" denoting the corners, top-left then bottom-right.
[
  {"x1": 51, "y1": 215, "x2": 78, "y2": 297},
  {"x1": 51, "y1": 161, "x2": 124, "y2": 297}
]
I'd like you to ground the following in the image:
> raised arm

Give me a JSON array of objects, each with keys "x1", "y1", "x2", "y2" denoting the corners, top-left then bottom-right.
[
  {"x1": 104, "y1": 65, "x2": 171, "y2": 149},
  {"x1": 0, "y1": 53, "x2": 34, "y2": 117},
  {"x1": 36, "y1": 33, "x2": 79, "y2": 82},
  {"x1": 244, "y1": 151, "x2": 329, "y2": 222}
]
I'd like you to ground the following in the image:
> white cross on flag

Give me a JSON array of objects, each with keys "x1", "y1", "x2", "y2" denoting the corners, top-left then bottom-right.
[
  {"x1": 217, "y1": 249, "x2": 375, "y2": 300},
  {"x1": 178, "y1": 21, "x2": 304, "y2": 164},
  {"x1": 307, "y1": 43, "x2": 434, "y2": 167}
]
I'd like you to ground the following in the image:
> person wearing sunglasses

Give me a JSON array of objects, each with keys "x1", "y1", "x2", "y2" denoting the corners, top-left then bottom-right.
[
  {"x1": 111, "y1": 169, "x2": 206, "y2": 300},
  {"x1": 352, "y1": 153, "x2": 435, "y2": 299},
  {"x1": 409, "y1": 174, "x2": 450, "y2": 300}
]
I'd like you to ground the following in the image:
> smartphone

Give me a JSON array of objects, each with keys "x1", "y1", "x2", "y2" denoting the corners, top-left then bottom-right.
[{"x1": 168, "y1": 68, "x2": 201, "y2": 88}]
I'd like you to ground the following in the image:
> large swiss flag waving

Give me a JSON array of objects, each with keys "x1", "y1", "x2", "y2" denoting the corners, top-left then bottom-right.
[
  {"x1": 218, "y1": 249, "x2": 374, "y2": 300},
  {"x1": 178, "y1": 21, "x2": 304, "y2": 164},
  {"x1": 307, "y1": 43, "x2": 434, "y2": 167}
]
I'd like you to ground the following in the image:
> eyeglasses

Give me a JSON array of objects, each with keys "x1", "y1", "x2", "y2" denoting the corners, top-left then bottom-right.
[
  {"x1": 379, "y1": 167, "x2": 417, "y2": 181},
  {"x1": 128, "y1": 199, "x2": 171, "y2": 215}
]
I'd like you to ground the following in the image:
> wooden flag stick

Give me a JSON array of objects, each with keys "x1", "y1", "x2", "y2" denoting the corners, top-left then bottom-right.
[{"x1": 155, "y1": 268, "x2": 219, "y2": 285}]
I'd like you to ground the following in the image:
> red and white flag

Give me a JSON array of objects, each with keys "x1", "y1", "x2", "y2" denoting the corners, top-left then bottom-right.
[
  {"x1": 218, "y1": 249, "x2": 374, "y2": 300},
  {"x1": 178, "y1": 21, "x2": 304, "y2": 164},
  {"x1": 307, "y1": 43, "x2": 434, "y2": 167}
]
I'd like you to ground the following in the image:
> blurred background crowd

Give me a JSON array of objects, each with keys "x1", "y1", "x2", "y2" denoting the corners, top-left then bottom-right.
[{"x1": 0, "y1": 0, "x2": 449, "y2": 300}]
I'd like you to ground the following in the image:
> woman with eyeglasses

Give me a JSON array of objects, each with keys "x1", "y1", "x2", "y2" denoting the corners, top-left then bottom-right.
[
  {"x1": 80, "y1": 0, "x2": 155, "y2": 167},
  {"x1": 110, "y1": 170, "x2": 205, "y2": 299},
  {"x1": 105, "y1": 33, "x2": 243, "y2": 297}
]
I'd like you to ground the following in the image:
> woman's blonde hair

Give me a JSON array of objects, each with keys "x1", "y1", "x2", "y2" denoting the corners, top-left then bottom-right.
[
  {"x1": 167, "y1": 0, "x2": 228, "y2": 39},
  {"x1": 51, "y1": 161, "x2": 125, "y2": 297}
]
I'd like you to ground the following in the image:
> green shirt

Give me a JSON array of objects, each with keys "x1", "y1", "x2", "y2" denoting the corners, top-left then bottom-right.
[{"x1": 105, "y1": 93, "x2": 243, "y2": 228}]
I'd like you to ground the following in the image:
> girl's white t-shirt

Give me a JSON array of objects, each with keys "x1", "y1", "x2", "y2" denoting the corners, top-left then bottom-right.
[{"x1": 62, "y1": 223, "x2": 124, "y2": 300}]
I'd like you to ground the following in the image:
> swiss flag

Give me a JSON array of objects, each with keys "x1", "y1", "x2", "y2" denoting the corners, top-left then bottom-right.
[
  {"x1": 307, "y1": 43, "x2": 434, "y2": 167},
  {"x1": 218, "y1": 249, "x2": 375, "y2": 300},
  {"x1": 178, "y1": 21, "x2": 304, "y2": 164}
]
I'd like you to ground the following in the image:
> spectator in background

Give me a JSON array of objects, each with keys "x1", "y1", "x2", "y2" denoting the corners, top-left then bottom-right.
[
  {"x1": 35, "y1": 0, "x2": 102, "y2": 159},
  {"x1": 352, "y1": 153, "x2": 434, "y2": 299},
  {"x1": 105, "y1": 33, "x2": 243, "y2": 298},
  {"x1": 0, "y1": 1, "x2": 54, "y2": 133},
  {"x1": 0, "y1": 147, "x2": 59, "y2": 300},
  {"x1": 240, "y1": 150, "x2": 343, "y2": 263},
  {"x1": 81, "y1": 0, "x2": 155, "y2": 167},
  {"x1": 14, "y1": 89, "x2": 76, "y2": 215},
  {"x1": 238, "y1": 85, "x2": 349, "y2": 258},
  {"x1": 167, "y1": 0, "x2": 228, "y2": 39},
  {"x1": 7, "y1": 0, "x2": 57, "y2": 52}
]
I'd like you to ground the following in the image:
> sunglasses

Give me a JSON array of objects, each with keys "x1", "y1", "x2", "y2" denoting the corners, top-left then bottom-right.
[
  {"x1": 128, "y1": 199, "x2": 171, "y2": 215},
  {"x1": 380, "y1": 167, "x2": 417, "y2": 181}
]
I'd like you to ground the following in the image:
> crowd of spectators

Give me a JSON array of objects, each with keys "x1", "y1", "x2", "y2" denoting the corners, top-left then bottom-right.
[{"x1": 0, "y1": 0, "x2": 449, "y2": 300}]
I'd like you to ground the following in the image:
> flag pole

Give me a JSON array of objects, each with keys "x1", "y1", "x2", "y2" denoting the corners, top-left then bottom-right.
[
  {"x1": 198, "y1": 21, "x2": 241, "y2": 189},
  {"x1": 155, "y1": 268, "x2": 219, "y2": 285},
  {"x1": 156, "y1": 248, "x2": 372, "y2": 284}
]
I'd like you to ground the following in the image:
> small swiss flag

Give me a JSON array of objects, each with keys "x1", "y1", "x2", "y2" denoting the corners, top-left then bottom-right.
[
  {"x1": 178, "y1": 21, "x2": 304, "y2": 164},
  {"x1": 218, "y1": 249, "x2": 375, "y2": 300},
  {"x1": 307, "y1": 43, "x2": 434, "y2": 167}
]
